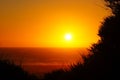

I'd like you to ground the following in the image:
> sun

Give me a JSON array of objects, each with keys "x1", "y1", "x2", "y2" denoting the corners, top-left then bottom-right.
[{"x1": 65, "y1": 33, "x2": 72, "y2": 41}]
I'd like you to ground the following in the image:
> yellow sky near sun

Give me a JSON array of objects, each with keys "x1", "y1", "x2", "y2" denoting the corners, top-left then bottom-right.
[{"x1": 0, "y1": 0, "x2": 111, "y2": 47}]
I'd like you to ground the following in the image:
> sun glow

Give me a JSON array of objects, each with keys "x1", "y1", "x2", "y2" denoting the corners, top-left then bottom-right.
[{"x1": 65, "y1": 33, "x2": 72, "y2": 41}]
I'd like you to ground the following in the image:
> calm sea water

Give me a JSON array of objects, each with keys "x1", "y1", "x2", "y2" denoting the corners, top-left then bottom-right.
[{"x1": 0, "y1": 47, "x2": 88, "y2": 76}]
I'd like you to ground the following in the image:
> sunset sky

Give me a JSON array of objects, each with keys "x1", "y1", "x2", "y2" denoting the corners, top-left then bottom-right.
[{"x1": 0, "y1": 0, "x2": 110, "y2": 48}]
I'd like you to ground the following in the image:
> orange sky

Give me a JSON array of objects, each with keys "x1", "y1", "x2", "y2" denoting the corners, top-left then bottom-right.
[{"x1": 0, "y1": 0, "x2": 110, "y2": 47}]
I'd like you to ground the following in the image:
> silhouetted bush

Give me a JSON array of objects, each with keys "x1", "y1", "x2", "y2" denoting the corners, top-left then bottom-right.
[{"x1": 0, "y1": 59, "x2": 40, "y2": 80}]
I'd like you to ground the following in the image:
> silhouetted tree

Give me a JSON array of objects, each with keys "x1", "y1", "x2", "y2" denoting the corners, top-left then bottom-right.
[
  {"x1": 78, "y1": 0, "x2": 120, "y2": 79},
  {"x1": 89, "y1": 0, "x2": 120, "y2": 78},
  {"x1": 105, "y1": 0, "x2": 120, "y2": 15}
]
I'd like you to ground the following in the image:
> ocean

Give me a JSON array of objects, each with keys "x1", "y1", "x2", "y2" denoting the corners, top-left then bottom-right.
[{"x1": 0, "y1": 47, "x2": 88, "y2": 76}]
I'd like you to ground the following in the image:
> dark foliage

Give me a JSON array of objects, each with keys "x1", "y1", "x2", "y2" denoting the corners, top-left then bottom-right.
[
  {"x1": 0, "y1": 59, "x2": 40, "y2": 80},
  {"x1": 43, "y1": 0, "x2": 120, "y2": 80},
  {"x1": 105, "y1": 0, "x2": 120, "y2": 15}
]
